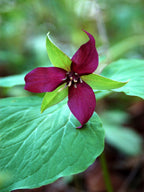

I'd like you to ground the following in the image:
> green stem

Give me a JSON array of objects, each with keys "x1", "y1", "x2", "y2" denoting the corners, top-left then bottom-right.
[{"x1": 99, "y1": 152, "x2": 113, "y2": 192}]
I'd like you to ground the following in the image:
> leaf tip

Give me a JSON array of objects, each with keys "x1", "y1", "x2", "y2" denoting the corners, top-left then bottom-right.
[
  {"x1": 40, "y1": 107, "x2": 44, "y2": 114},
  {"x1": 126, "y1": 79, "x2": 131, "y2": 83},
  {"x1": 123, "y1": 79, "x2": 130, "y2": 86},
  {"x1": 46, "y1": 31, "x2": 50, "y2": 37}
]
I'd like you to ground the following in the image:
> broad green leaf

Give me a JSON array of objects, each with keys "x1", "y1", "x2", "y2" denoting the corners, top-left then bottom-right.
[
  {"x1": 41, "y1": 84, "x2": 68, "y2": 112},
  {"x1": 82, "y1": 74, "x2": 127, "y2": 90},
  {"x1": 101, "y1": 59, "x2": 144, "y2": 99},
  {"x1": 101, "y1": 111, "x2": 142, "y2": 155},
  {"x1": 0, "y1": 74, "x2": 25, "y2": 87},
  {"x1": 0, "y1": 97, "x2": 104, "y2": 192},
  {"x1": 46, "y1": 33, "x2": 71, "y2": 71},
  {"x1": 94, "y1": 90, "x2": 111, "y2": 100}
]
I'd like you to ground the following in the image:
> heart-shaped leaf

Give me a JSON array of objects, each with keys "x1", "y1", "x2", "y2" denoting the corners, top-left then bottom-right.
[{"x1": 0, "y1": 97, "x2": 104, "y2": 192}]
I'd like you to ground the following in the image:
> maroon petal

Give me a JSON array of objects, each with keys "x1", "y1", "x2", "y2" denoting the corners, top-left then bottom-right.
[
  {"x1": 71, "y1": 30, "x2": 99, "y2": 75},
  {"x1": 24, "y1": 67, "x2": 67, "y2": 93},
  {"x1": 68, "y1": 81, "x2": 96, "y2": 128}
]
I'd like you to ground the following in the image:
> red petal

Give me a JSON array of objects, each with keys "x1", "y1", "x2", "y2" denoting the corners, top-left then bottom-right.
[
  {"x1": 24, "y1": 67, "x2": 67, "y2": 93},
  {"x1": 71, "y1": 30, "x2": 99, "y2": 75},
  {"x1": 68, "y1": 81, "x2": 96, "y2": 128}
]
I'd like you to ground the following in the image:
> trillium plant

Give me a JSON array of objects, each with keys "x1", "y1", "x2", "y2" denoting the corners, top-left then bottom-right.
[
  {"x1": 24, "y1": 31, "x2": 126, "y2": 128},
  {"x1": 1, "y1": 30, "x2": 143, "y2": 192}
]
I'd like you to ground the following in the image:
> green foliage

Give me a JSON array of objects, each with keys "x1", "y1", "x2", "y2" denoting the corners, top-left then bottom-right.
[
  {"x1": 0, "y1": 74, "x2": 25, "y2": 87},
  {"x1": 101, "y1": 111, "x2": 142, "y2": 155},
  {"x1": 101, "y1": 59, "x2": 144, "y2": 99},
  {"x1": 104, "y1": 35, "x2": 144, "y2": 63},
  {"x1": 0, "y1": 59, "x2": 143, "y2": 101},
  {"x1": 46, "y1": 33, "x2": 71, "y2": 71},
  {"x1": 0, "y1": 171, "x2": 12, "y2": 189},
  {"x1": 0, "y1": 97, "x2": 104, "y2": 192},
  {"x1": 82, "y1": 73, "x2": 127, "y2": 90}
]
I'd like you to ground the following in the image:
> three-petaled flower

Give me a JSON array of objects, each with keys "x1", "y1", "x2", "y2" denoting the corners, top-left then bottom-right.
[
  {"x1": 25, "y1": 31, "x2": 98, "y2": 128},
  {"x1": 25, "y1": 30, "x2": 126, "y2": 128}
]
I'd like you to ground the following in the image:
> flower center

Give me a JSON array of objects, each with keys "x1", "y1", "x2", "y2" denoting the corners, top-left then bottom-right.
[{"x1": 63, "y1": 72, "x2": 82, "y2": 88}]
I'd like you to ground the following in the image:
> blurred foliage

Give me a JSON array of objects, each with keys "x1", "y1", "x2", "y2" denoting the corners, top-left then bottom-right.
[
  {"x1": 0, "y1": 0, "x2": 144, "y2": 77},
  {"x1": 101, "y1": 110, "x2": 142, "y2": 155}
]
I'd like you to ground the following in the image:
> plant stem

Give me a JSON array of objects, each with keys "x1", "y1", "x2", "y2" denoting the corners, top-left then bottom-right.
[
  {"x1": 73, "y1": 174, "x2": 81, "y2": 192},
  {"x1": 99, "y1": 152, "x2": 113, "y2": 192}
]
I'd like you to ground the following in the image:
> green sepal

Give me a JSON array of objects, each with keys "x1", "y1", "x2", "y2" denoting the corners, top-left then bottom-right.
[
  {"x1": 46, "y1": 32, "x2": 71, "y2": 71},
  {"x1": 82, "y1": 73, "x2": 127, "y2": 90},
  {"x1": 41, "y1": 84, "x2": 68, "y2": 113}
]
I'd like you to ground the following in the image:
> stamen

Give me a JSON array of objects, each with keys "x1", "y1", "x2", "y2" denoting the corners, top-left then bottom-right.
[
  {"x1": 62, "y1": 77, "x2": 67, "y2": 81},
  {"x1": 64, "y1": 71, "x2": 81, "y2": 88},
  {"x1": 74, "y1": 84, "x2": 77, "y2": 88},
  {"x1": 68, "y1": 81, "x2": 72, "y2": 87}
]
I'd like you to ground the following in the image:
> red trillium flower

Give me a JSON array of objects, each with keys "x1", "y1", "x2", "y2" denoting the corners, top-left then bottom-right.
[{"x1": 24, "y1": 31, "x2": 98, "y2": 128}]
